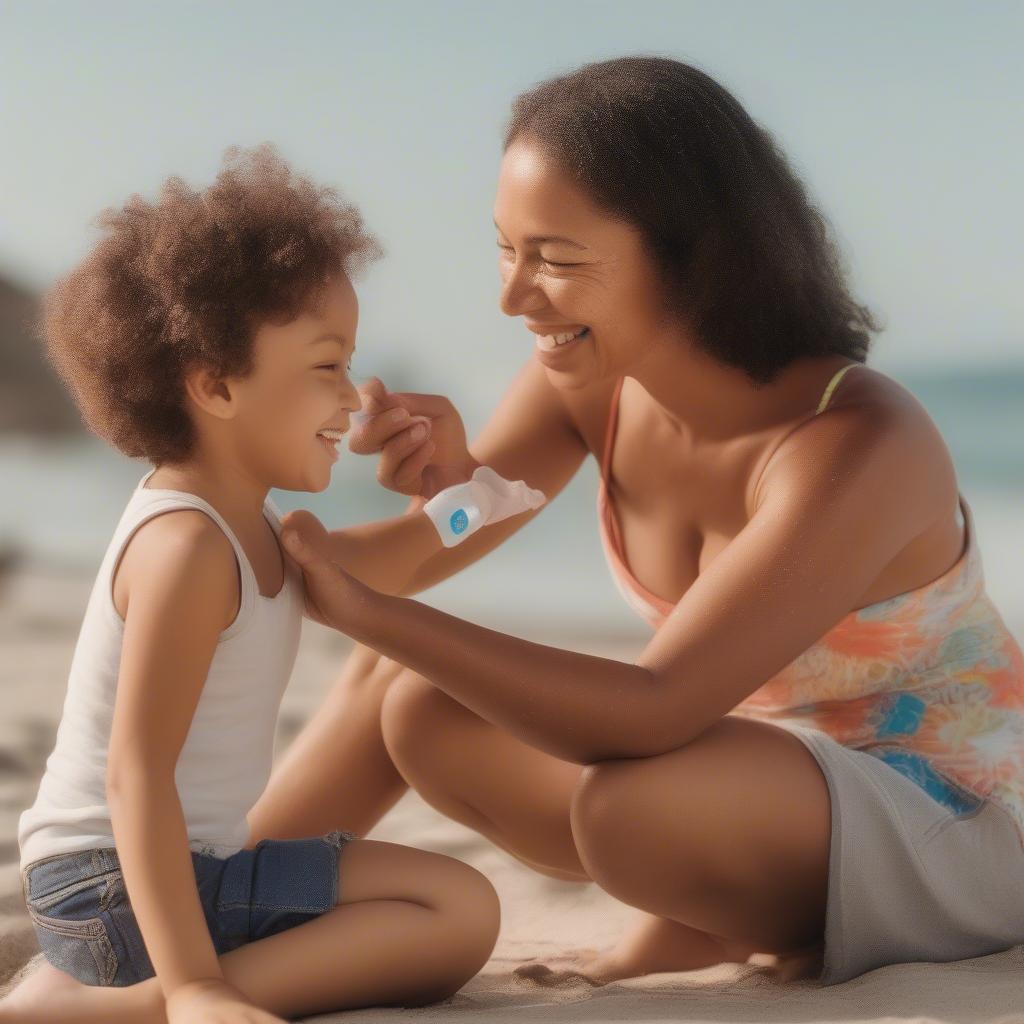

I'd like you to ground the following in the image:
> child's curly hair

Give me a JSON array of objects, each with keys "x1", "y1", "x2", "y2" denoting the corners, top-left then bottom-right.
[{"x1": 42, "y1": 143, "x2": 381, "y2": 463}]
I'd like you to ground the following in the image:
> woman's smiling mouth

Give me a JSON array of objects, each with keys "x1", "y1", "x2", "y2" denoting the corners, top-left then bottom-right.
[{"x1": 531, "y1": 325, "x2": 590, "y2": 352}]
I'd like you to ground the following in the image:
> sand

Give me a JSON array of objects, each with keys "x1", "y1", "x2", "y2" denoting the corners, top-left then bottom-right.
[{"x1": 2, "y1": 565, "x2": 1023, "y2": 1024}]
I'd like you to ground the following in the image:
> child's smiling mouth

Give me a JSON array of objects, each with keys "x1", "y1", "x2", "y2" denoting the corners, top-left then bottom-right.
[{"x1": 316, "y1": 427, "x2": 347, "y2": 458}]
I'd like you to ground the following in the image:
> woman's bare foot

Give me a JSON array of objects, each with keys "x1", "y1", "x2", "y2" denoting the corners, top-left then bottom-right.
[
  {"x1": 513, "y1": 948, "x2": 609, "y2": 987},
  {"x1": 750, "y1": 942, "x2": 825, "y2": 982},
  {"x1": 513, "y1": 911, "x2": 757, "y2": 987}
]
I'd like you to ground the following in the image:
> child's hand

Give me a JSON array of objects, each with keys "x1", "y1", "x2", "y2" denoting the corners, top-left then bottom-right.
[
  {"x1": 166, "y1": 978, "x2": 286, "y2": 1023},
  {"x1": 280, "y1": 509, "x2": 376, "y2": 634},
  {"x1": 349, "y1": 377, "x2": 479, "y2": 499}
]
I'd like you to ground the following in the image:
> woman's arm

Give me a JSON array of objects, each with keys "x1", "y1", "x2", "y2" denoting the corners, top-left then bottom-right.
[
  {"x1": 106, "y1": 511, "x2": 257, "y2": 1012},
  {"x1": 323, "y1": 357, "x2": 589, "y2": 596},
  {"x1": 287, "y1": 401, "x2": 942, "y2": 764}
]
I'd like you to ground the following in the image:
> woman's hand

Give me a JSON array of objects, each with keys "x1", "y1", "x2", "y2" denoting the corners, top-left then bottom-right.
[
  {"x1": 281, "y1": 509, "x2": 380, "y2": 636},
  {"x1": 348, "y1": 377, "x2": 480, "y2": 499},
  {"x1": 166, "y1": 978, "x2": 286, "y2": 1023}
]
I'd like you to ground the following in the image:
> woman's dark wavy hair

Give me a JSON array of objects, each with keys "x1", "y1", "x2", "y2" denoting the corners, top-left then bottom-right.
[{"x1": 505, "y1": 56, "x2": 879, "y2": 384}]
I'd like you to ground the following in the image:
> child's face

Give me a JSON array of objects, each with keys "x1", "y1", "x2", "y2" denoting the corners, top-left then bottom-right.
[{"x1": 233, "y1": 274, "x2": 361, "y2": 493}]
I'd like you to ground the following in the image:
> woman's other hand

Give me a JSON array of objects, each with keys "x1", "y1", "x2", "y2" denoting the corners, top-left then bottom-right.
[{"x1": 348, "y1": 377, "x2": 480, "y2": 499}]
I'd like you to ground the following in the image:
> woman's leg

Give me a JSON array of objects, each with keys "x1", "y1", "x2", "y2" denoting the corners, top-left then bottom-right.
[
  {"x1": 379, "y1": 670, "x2": 763, "y2": 979},
  {"x1": 245, "y1": 643, "x2": 410, "y2": 843},
  {"x1": 241, "y1": 643, "x2": 754, "y2": 982},
  {"x1": 380, "y1": 669, "x2": 587, "y2": 879},
  {"x1": 565, "y1": 713, "x2": 830, "y2": 981},
  {"x1": 240, "y1": 649, "x2": 789, "y2": 986},
  {"x1": 0, "y1": 840, "x2": 500, "y2": 1022}
]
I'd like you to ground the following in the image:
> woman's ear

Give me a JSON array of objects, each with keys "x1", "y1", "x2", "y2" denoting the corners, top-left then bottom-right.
[{"x1": 182, "y1": 365, "x2": 239, "y2": 421}]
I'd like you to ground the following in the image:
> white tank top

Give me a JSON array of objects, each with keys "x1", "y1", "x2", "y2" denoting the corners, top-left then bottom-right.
[{"x1": 18, "y1": 469, "x2": 304, "y2": 868}]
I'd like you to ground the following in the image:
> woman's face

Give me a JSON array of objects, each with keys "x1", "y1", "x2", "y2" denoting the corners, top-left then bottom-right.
[{"x1": 493, "y1": 139, "x2": 678, "y2": 389}]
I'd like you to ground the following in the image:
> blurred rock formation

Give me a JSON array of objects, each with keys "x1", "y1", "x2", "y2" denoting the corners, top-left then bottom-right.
[{"x1": 0, "y1": 272, "x2": 81, "y2": 435}]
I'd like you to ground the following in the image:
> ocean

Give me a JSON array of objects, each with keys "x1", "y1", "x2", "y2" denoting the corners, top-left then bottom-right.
[{"x1": 2, "y1": 366, "x2": 1021, "y2": 640}]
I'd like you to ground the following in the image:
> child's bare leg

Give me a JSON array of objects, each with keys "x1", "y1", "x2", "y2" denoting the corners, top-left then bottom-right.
[
  {"x1": 246, "y1": 644, "x2": 409, "y2": 843},
  {"x1": 0, "y1": 839, "x2": 500, "y2": 1023}
]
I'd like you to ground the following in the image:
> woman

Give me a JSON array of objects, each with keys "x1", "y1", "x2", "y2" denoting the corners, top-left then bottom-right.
[{"x1": 248, "y1": 56, "x2": 1024, "y2": 986}]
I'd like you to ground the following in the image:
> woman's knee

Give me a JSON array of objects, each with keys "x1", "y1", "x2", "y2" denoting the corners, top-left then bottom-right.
[
  {"x1": 341, "y1": 644, "x2": 406, "y2": 701},
  {"x1": 569, "y1": 761, "x2": 638, "y2": 880},
  {"x1": 379, "y1": 670, "x2": 458, "y2": 763},
  {"x1": 570, "y1": 758, "x2": 708, "y2": 902}
]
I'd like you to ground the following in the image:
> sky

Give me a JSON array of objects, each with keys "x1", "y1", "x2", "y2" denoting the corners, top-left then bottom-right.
[{"x1": 2, "y1": 0, "x2": 1022, "y2": 432}]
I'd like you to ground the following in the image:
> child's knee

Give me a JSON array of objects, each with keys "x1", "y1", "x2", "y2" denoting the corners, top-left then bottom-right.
[
  {"x1": 436, "y1": 860, "x2": 501, "y2": 961},
  {"x1": 405, "y1": 882, "x2": 499, "y2": 1009}
]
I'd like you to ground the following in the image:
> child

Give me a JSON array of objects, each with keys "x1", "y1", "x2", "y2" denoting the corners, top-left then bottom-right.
[{"x1": 1, "y1": 145, "x2": 500, "y2": 1024}]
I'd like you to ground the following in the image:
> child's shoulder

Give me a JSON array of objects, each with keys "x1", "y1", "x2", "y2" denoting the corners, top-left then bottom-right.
[{"x1": 112, "y1": 508, "x2": 239, "y2": 628}]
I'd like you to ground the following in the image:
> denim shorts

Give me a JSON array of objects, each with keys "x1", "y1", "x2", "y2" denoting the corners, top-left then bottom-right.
[{"x1": 20, "y1": 830, "x2": 357, "y2": 987}]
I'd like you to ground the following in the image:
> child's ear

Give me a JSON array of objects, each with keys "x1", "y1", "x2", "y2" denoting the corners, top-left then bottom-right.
[{"x1": 183, "y1": 365, "x2": 238, "y2": 421}]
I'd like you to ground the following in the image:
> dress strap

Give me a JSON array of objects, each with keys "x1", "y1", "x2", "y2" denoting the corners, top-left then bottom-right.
[
  {"x1": 600, "y1": 377, "x2": 626, "y2": 480},
  {"x1": 816, "y1": 363, "x2": 858, "y2": 414}
]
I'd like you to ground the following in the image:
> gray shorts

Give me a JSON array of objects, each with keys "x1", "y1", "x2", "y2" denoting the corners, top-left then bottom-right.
[{"x1": 785, "y1": 725, "x2": 1024, "y2": 985}]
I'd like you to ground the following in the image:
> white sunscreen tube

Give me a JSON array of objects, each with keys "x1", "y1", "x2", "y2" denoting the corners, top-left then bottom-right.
[{"x1": 423, "y1": 467, "x2": 546, "y2": 547}]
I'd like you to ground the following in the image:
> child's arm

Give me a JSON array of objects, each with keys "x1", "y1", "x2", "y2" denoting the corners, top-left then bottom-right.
[{"x1": 106, "y1": 510, "x2": 271, "y2": 1018}]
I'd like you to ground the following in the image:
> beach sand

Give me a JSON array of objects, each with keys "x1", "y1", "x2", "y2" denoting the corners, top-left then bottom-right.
[{"x1": 2, "y1": 565, "x2": 1023, "y2": 1024}]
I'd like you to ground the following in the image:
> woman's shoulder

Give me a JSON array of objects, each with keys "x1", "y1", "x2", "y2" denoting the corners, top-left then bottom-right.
[
  {"x1": 756, "y1": 362, "x2": 959, "y2": 530},
  {"x1": 821, "y1": 362, "x2": 926, "y2": 415},
  {"x1": 816, "y1": 363, "x2": 955, "y2": 470}
]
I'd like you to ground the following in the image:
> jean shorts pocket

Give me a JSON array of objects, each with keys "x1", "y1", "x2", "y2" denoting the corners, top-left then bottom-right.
[{"x1": 26, "y1": 902, "x2": 118, "y2": 986}]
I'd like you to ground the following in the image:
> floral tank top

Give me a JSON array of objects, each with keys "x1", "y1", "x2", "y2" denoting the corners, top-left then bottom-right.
[{"x1": 597, "y1": 367, "x2": 1024, "y2": 844}]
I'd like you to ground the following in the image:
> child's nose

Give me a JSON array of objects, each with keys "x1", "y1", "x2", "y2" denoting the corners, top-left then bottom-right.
[
  {"x1": 340, "y1": 396, "x2": 362, "y2": 432},
  {"x1": 341, "y1": 376, "x2": 363, "y2": 411}
]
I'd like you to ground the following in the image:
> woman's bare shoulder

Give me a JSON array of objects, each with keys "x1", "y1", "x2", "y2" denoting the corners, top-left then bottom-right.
[
  {"x1": 759, "y1": 362, "x2": 959, "y2": 531},
  {"x1": 826, "y1": 363, "x2": 955, "y2": 465}
]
